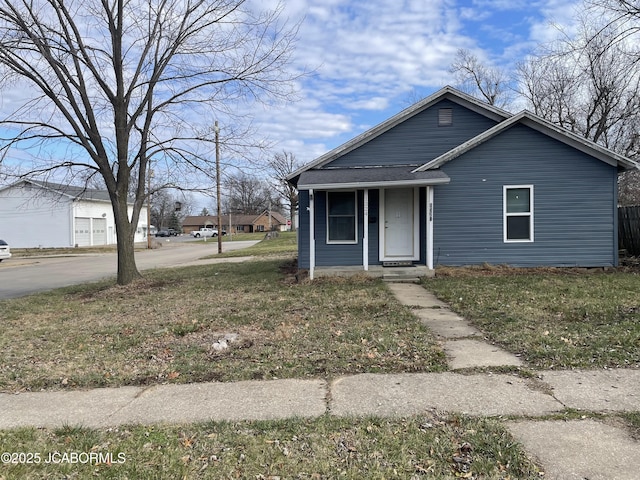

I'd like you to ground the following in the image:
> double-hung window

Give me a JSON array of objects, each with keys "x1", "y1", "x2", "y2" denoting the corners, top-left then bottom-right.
[
  {"x1": 327, "y1": 191, "x2": 357, "y2": 243},
  {"x1": 504, "y1": 185, "x2": 533, "y2": 242}
]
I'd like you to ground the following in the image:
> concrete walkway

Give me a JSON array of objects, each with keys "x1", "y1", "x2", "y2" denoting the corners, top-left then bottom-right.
[
  {"x1": 387, "y1": 282, "x2": 640, "y2": 480},
  {"x1": 0, "y1": 282, "x2": 638, "y2": 479}
]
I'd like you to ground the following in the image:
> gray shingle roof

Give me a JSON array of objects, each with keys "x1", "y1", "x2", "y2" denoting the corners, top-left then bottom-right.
[
  {"x1": 28, "y1": 179, "x2": 113, "y2": 202},
  {"x1": 297, "y1": 166, "x2": 450, "y2": 189}
]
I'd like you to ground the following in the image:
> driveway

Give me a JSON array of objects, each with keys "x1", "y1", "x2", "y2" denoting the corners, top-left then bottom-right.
[{"x1": 0, "y1": 240, "x2": 258, "y2": 300}]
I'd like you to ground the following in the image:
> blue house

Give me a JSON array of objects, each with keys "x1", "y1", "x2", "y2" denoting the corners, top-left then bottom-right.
[{"x1": 287, "y1": 87, "x2": 640, "y2": 279}]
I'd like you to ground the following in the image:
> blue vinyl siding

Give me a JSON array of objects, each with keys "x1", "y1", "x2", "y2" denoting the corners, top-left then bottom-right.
[
  {"x1": 298, "y1": 190, "x2": 310, "y2": 268},
  {"x1": 326, "y1": 100, "x2": 499, "y2": 167},
  {"x1": 297, "y1": 189, "x2": 385, "y2": 268},
  {"x1": 315, "y1": 191, "x2": 362, "y2": 266},
  {"x1": 433, "y1": 124, "x2": 618, "y2": 267}
]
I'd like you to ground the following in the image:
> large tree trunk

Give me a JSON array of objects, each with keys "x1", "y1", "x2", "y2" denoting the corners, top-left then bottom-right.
[
  {"x1": 113, "y1": 196, "x2": 141, "y2": 284},
  {"x1": 289, "y1": 201, "x2": 296, "y2": 232}
]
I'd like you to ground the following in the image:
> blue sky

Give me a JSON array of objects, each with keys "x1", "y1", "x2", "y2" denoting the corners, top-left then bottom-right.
[
  {"x1": 255, "y1": 0, "x2": 580, "y2": 165},
  {"x1": 0, "y1": 0, "x2": 583, "y2": 212}
]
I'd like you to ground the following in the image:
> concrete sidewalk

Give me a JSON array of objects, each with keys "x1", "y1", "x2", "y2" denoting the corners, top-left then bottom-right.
[
  {"x1": 1, "y1": 281, "x2": 638, "y2": 479},
  {"x1": 2, "y1": 369, "x2": 639, "y2": 429},
  {"x1": 1, "y1": 369, "x2": 639, "y2": 479}
]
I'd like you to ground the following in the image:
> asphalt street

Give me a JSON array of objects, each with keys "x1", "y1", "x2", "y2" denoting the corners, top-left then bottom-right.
[{"x1": 0, "y1": 239, "x2": 258, "y2": 299}]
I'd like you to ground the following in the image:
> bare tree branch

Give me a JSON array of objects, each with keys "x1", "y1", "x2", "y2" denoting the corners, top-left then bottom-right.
[{"x1": 0, "y1": 0, "x2": 301, "y2": 284}]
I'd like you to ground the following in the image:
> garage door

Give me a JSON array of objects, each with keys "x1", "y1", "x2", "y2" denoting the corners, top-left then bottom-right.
[
  {"x1": 75, "y1": 217, "x2": 90, "y2": 246},
  {"x1": 93, "y1": 218, "x2": 107, "y2": 245}
]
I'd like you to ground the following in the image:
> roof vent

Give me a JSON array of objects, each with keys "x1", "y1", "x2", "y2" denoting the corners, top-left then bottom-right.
[{"x1": 438, "y1": 108, "x2": 453, "y2": 126}]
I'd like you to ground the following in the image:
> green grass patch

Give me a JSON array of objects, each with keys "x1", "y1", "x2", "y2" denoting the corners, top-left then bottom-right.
[
  {"x1": 422, "y1": 267, "x2": 640, "y2": 369},
  {"x1": 11, "y1": 245, "x2": 119, "y2": 257},
  {"x1": 216, "y1": 231, "x2": 298, "y2": 257},
  {"x1": 0, "y1": 258, "x2": 445, "y2": 392},
  {"x1": 0, "y1": 414, "x2": 542, "y2": 479}
]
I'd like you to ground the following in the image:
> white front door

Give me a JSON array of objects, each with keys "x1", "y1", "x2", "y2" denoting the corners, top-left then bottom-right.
[{"x1": 381, "y1": 188, "x2": 419, "y2": 260}]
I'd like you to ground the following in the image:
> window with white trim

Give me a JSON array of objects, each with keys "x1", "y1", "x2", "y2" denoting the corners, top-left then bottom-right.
[
  {"x1": 504, "y1": 185, "x2": 533, "y2": 242},
  {"x1": 327, "y1": 191, "x2": 357, "y2": 243}
]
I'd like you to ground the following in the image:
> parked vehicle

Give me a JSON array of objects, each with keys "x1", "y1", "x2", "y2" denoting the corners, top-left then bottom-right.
[
  {"x1": 0, "y1": 239, "x2": 11, "y2": 262},
  {"x1": 191, "y1": 228, "x2": 218, "y2": 238},
  {"x1": 155, "y1": 230, "x2": 171, "y2": 237}
]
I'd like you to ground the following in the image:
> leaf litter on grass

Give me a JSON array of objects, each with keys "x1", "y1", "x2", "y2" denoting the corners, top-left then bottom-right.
[{"x1": 0, "y1": 258, "x2": 447, "y2": 392}]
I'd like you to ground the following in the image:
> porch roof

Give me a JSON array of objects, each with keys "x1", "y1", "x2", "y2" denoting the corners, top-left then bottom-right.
[{"x1": 297, "y1": 166, "x2": 450, "y2": 190}]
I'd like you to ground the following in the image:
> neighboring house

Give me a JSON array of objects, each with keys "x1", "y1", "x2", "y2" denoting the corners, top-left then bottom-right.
[
  {"x1": 287, "y1": 86, "x2": 640, "y2": 279},
  {"x1": 182, "y1": 212, "x2": 286, "y2": 234},
  {"x1": 0, "y1": 179, "x2": 149, "y2": 248}
]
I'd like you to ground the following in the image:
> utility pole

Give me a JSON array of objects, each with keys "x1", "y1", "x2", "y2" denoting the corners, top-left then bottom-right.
[
  {"x1": 147, "y1": 164, "x2": 152, "y2": 249},
  {"x1": 215, "y1": 121, "x2": 222, "y2": 254}
]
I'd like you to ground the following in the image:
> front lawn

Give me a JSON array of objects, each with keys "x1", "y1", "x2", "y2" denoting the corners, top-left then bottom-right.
[
  {"x1": 423, "y1": 267, "x2": 640, "y2": 369},
  {"x1": 0, "y1": 257, "x2": 446, "y2": 393},
  {"x1": 0, "y1": 413, "x2": 542, "y2": 479}
]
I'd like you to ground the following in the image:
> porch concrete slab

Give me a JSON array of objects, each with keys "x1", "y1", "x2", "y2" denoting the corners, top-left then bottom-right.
[
  {"x1": 0, "y1": 386, "x2": 142, "y2": 429},
  {"x1": 314, "y1": 266, "x2": 382, "y2": 278},
  {"x1": 444, "y1": 339, "x2": 524, "y2": 369},
  {"x1": 386, "y1": 283, "x2": 448, "y2": 308},
  {"x1": 330, "y1": 372, "x2": 561, "y2": 418},
  {"x1": 507, "y1": 419, "x2": 639, "y2": 480},
  {"x1": 542, "y1": 369, "x2": 640, "y2": 412}
]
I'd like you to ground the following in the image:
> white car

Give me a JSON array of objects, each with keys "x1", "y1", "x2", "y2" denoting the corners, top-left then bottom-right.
[{"x1": 0, "y1": 239, "x2": 11, "y2": 262}]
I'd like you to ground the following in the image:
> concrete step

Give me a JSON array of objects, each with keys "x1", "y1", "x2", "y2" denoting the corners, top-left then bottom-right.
[{"x1": 382, "y1": 266, "x2": 433, "y2": 282}]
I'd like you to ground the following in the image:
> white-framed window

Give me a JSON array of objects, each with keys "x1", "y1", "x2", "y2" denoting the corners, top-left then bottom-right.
[
  {"x1": 504, "y1": 185, "x2": 534, "y2": 242},
  {"x1": 327, "y1": 191, "x2": 357, "y2": 243}
]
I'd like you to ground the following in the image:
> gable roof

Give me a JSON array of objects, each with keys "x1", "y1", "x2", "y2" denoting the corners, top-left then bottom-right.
[
  {"x1": 287, "y1": 86, "x2": 511, "y2": 186},
  {"x1": 413, "y1": 110, "x2": 640, "y2": 172},
  {"x1": 254, "y1": 210, "x2": 287, "y2": 224},
  {"x1": 0, "y1": 179, "x2": 114, "y2": 202}
]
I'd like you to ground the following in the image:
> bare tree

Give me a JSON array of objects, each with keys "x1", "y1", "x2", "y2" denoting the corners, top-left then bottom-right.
[
  {"x1": 151, "y1": 190, "x2": 192, "y2": 230},
  {"x1": 519, "y1": 22, "x2": 640, "y2": 149},
  {"x1": 269, "y1": 151, "x2": 300, "y2": 230},
  {"x1": 226, "y1": 173, "x2": 279, "y2": 215},
  {"x1": 517, "y1": 14, "x2": 640, "y2": 204},
  {"x1": 0, "y1": 0, "x2": 300, "y2": 284},
  {"x1": 449, "y1": 49, "x2": 512, "y2": 107}
]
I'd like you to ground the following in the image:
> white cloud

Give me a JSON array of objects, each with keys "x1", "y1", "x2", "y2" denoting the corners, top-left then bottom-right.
[
  {"x1": 254, "y1": 0, "x2": 479, "y2": 160},
  {"x1": 349, "y1": 97, "x2": 390, "y2": 111},
  {"x1": 254, "y1": 0, "x2": 587, "y2": 167}
]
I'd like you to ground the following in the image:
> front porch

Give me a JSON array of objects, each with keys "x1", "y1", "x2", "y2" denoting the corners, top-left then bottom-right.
[{"x1": 312, "y1": 264, "x2": 434, "y2": 282}]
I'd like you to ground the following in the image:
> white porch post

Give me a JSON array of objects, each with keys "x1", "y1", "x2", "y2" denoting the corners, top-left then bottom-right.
[
  {"x1": 427, "y1": 186, "x2": 434, "y2": 269},
  {"x1": 363, "y1": 189, "x2": 369, "y2": 271},
  {"x1": 309, "y1": 188, "x2": 315, "y2": 280}
]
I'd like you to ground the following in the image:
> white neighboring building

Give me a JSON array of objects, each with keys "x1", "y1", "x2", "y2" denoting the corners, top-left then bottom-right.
[{"x1": 0, "y1": 179, "x2": 149, "y2": 248}]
